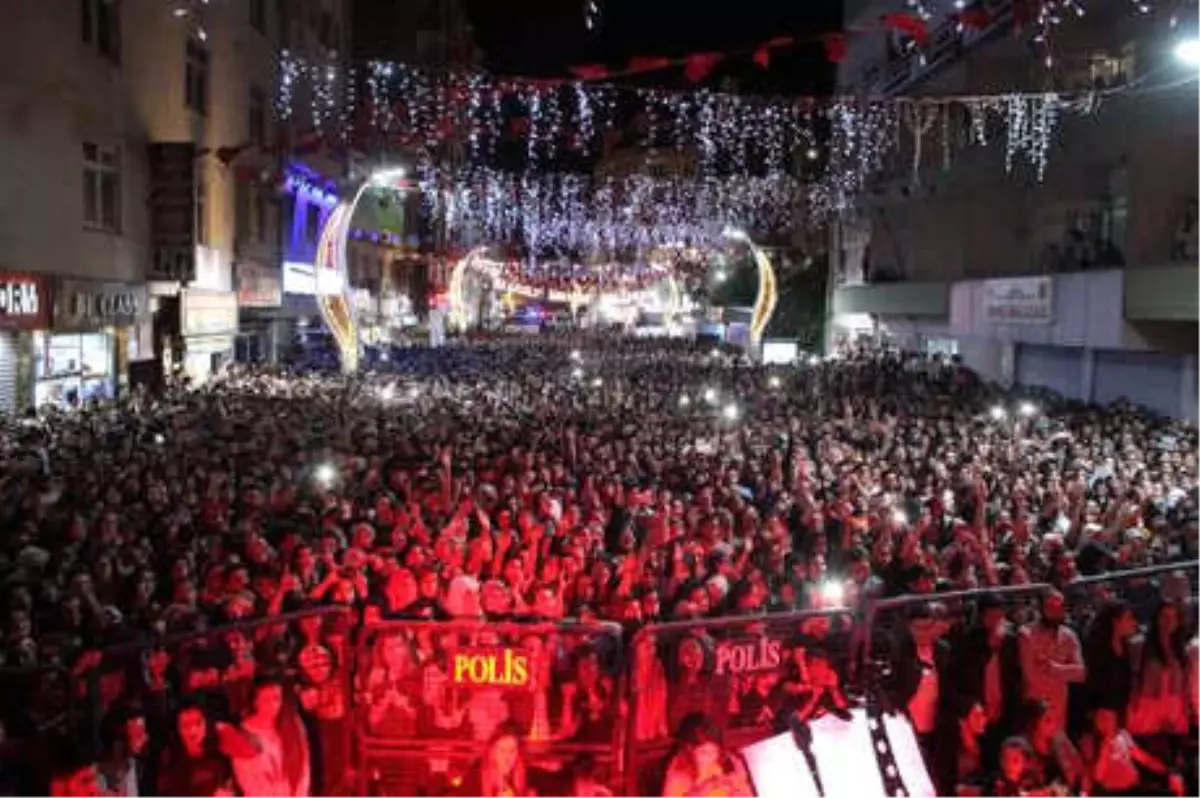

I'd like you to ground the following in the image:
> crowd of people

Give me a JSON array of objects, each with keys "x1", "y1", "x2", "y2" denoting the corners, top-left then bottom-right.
[{"x1": 0, "y1": 333, "x2": 1195, "y2": 796}]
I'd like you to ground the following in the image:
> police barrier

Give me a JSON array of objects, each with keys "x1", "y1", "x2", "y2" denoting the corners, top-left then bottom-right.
[
  {"x1": 75, "y1": 607, "x2": 354, "y2": 796},
  {"x1": 863, "y1": 562, "x2": 1198, "y2": 794},
  {"x1": 624, "y1": 608, "x2": 857, "y2": 797},
  {"x1": 44, "y1": 559, "x2": 1197, "y2": 796},
  {"x1": 354, "y1": 617, "x2": 625, "y2": 796}
]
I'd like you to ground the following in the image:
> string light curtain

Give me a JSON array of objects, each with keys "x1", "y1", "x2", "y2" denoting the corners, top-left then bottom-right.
[{"x1": 280, "y1": 52, "x2": 1084, "y2": 224}]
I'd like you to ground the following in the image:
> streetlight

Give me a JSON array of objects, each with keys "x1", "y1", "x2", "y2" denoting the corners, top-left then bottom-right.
[
  {"x1": 1175, "y1": 38, "x2": 1200, "y2": 66},
  {"x1": 679, "y1": 394, "x2": 691, "y2": 408},
  {"x1": 722, "y1": 404, "x2": 740, "y2": 422},
  {"x1": 990, "y1": 405, "x2": 1008, "y2": 421},
  {"x1": 1019, "y1": 401, "x2": 1038, "y2": 418},
  {"x1": 703, "y1": 387, "x2": 718, "y2": 405},
  {"x1": 768, "y1": 375, "x2": 781, "y2": 389},
  {"x1": 714, "y1": 270, "x2": 728, "y2": 283}
]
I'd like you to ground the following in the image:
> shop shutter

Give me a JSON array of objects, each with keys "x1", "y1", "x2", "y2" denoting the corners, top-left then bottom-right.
[
  {"x1": 1015, "y1": 343, "x2": 1084, "y2": 400},
  {"x1": 0, "y1": 332, "x2": 18, "y2": 414},
  {"x1": 1093, "y1": 349, "x2": 1185, "y2": 419}
]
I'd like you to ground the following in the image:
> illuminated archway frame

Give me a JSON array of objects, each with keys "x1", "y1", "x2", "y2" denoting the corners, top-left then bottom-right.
[
  {"x1": 446, "y1": 227, "x2": 778, "y2": 344},
  {"x1": 313, "y1": 168, "x2": 408, "y2": 373}
]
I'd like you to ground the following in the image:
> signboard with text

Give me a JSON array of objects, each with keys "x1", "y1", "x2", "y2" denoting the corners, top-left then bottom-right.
[
  {"x1": 981, "y1": 276, "x2": 1054, "y2": 324},
  {"x1": 450, "y1": 647, "x2": 531, "y2": 689},
  {"x1": 147, "y1": 142, "x2": 197, "y2": 283},
  {"x1": 236, "y1": 262, "x2": 283, "y2": 308},
  {"x1": 0, "y1": 272, "x2": 51, "y2": 330},
  {"x1": 55, "y1": 279, "x2": 146, "y2": 331}
]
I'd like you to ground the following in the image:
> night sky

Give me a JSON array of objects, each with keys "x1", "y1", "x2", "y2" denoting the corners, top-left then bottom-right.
[{"x1": 384, "y1": 0, "x2": 844, "y2": 95}]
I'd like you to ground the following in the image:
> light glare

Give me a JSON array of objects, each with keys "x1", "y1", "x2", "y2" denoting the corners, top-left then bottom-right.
[{"x1": 1175, "y1": 38, "x2": 1200, "y2": 66}]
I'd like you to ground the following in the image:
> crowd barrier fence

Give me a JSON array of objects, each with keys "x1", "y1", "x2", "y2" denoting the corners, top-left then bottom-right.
[
  {"x1": 622, "y1": 607, "x2": 857, "y2": 797},
  {"x1": 40, "y1": 559, "x2": 1197, "y2": 796},
  {"x1": 353, "y1": 617, "x2": 625, "y2": 796}
]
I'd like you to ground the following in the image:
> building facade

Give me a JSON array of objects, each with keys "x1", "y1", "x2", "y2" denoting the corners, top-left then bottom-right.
[
  {"x1": 352, "y1": 0, "x2": 480, "y2": 67},
  {"x1": 827, "y1": 0, "x2": 1199, "y2": 419},
  {"x1": 0, "y1": 0, "x2": 353, "y2": 405}
]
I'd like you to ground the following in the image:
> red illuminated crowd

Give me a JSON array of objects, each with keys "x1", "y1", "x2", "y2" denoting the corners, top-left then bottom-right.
[{"x1": 0, "y1": 335, "x2": 1195, "y2": 796}]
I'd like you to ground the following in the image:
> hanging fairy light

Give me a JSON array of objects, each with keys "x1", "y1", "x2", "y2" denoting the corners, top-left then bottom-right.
[
  {"x1": 274, "y1": 49, "x2": 1116, "y2": 225},
  {"x1": 583, "y1": 0, "x2": 602, "y2": 31},
  {"x1": 416, "y1": 165, "x2": 803, "y2": 255}
]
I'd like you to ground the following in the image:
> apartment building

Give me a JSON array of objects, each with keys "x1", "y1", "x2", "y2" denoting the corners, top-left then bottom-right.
[
  {"x1": 827, "y1": 0, "x2": 1199, "y2": 419},
  {"x1": 121, "y1": 0, "x2": 351, "y2": 374},
  {"x1": 0, "y1": 0, "x2": 352, "y2": 401},
  {"x1": 352, "y1": 0, "x2": 480, "y2": 66},
  {"x1": 0, "y1": 0, "x2": 155, "y2": 411}
]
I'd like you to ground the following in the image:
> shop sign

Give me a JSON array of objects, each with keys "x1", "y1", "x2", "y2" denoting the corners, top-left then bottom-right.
[
  {"x1": 183, "y1": 289, "x2": 238, "y2": 337},
  {"x1": 0, "y1": 272, "x2": 51, "y2": 330},
  {"x1": 451, "y1": 647, "x2": 530, "y2": 689},
  {"x1": 982, "y1": 276, "x2": 1054, "y2": 324},
  {"x1": 714, "y1": 637, "x2": 782, "y2": 677},
  {"x1": 283, "y1": 261, "x2": 317, "y2": 296},
  {"x1": 55, "y1": 280, "x2": 146, "y2": 330},
  {"x1": 236, "y1": 262, "x2": 283, "y2": 308}
]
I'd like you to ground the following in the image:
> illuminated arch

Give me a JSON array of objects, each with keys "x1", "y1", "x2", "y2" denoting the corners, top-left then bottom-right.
[
  {"x1": 313, "y1": 168, "x2": 407, "y2": 373},
  {"x1": 723, "y1": 227, "x2": 779, "y2": 345},
  {"x1": 447, "y1": 249, "x2": 686, "y2": 332},
  {"x1": 445, "y1": 231, "x2": 776, "y2": 340}
]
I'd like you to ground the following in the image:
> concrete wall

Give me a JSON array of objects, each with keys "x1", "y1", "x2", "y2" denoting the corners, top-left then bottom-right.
[
  {"x1": 0, "y1": 0, "x2": 149, "y2": 282},
  {"x1": 833, "y1": 1, "x2": 1199, "y2": 285},
  {"x1": 0, "y1": 0, "x2": 348, "y2": 291}
]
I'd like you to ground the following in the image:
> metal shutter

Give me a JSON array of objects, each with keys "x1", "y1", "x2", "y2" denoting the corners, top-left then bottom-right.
[
  {"x1": 1015, "y1": 344, "x2": 1085, "y2": 400},
  {"x1": 0, "y1": 332, "x2": 18, "y2": 414}
]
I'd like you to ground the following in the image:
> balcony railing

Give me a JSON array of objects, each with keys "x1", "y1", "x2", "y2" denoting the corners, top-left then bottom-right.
[{"x1": 857, "y1": 0, "x2": 1017, "y2": 95}]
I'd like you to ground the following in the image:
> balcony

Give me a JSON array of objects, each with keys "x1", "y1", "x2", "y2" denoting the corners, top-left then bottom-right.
[
  {"x1": 1124, "y1": 264, "x2": 1199, "y2": 322},
  {"x1": 856, "y1": 0, "x2": 1016, "y2": 96},
  {"x1": 831, "y1": 280, "x2": 950, "y2": 317}
]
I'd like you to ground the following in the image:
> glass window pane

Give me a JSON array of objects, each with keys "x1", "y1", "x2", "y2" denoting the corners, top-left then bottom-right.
[
  {"x1": 100, "y1": 172, "x2": 119, "y2": 229},
  {"x1": 81, "y1": 0, "x2": 93, "y2": 43},
  {"x1": 83, "y1": 171, "x2": 97, "y2": 224}
]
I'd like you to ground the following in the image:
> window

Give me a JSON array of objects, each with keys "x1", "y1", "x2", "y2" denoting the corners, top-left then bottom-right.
[
  {"x1": 249, "y1": 86, "x2": 267, "y2": 147},
  {"x1": 82, "y1": 142, "x2": 120, "y2": 232},
  {"x1": 253, "y1": 186, "x2": 270, "y2": 243},
  {"x1": 319, "y1": 13, "x2": 333, "y2": 50},
  {"x1": 195, "y1": 169, "x2": 208, "y2": 245},
  {"x1": 236, "y1": 181, "x2": 250, "y2": 243},
  {"x1": 82, "y1": 0, "x2": 120, "y2": 63},
  {"x1": 238, "y1": 184, "x2": 270, "y2": 245},
  {"x1": 306, "y1": 203, "x2": 321, "y2": 246},
  {"x1": 185, "y1": 35, "x2": 210, "y2": 114},
  {"x1": 276, "y1": 0, "x2": 290, "y2": 47},
  {"x1": 250, "y1": 0, "x2": 266, "y2": 34}
]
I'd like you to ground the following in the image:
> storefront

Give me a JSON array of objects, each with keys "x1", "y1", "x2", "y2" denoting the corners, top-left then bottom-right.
[
  {"x1": 37, "y1": 279, "x2": 148, "y2": 408},
  {"x1": 0, "y1": 272, "x2": 53, "y2": 413},
  {"x1": 235, "y1": 261, "x2": 284, "y2": 363},
  {"x1": 182, "y1": 288, "x2": 238, "y2": 383}
]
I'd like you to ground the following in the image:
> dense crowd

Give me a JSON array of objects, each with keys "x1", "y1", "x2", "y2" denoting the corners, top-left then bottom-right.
[{"x1": 0, "y1": 334, "x2": 1195, "y2": 796}]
